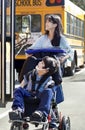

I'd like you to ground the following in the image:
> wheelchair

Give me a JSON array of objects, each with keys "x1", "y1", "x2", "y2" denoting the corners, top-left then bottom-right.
[
  {"x1": 9, "y1": 48, "x2": 71, "y2": 130},
  {"x1": 9, "y1": 92, "x2": 70, "y2": 130}
]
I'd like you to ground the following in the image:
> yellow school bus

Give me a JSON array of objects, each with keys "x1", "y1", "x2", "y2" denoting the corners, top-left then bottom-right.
[{"x1": 6, "y1": 0, "x2": 85, "y2": 76}]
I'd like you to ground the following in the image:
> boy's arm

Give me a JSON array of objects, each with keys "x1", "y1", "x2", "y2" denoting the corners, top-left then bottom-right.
[
  {"x1": 20, "y1": 70, "x2": 33, "y2": 88},
  {"x1": 20, "y1": 79, "x2": 27, "y2": 88}
]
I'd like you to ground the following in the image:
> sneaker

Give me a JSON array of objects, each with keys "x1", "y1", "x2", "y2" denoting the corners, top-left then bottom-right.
[
  {"x1": 30, "y1": 110, "x2": 47, "y2": 123},
  {"x1": 9, "y1": 110, "x2": 22, "y2": 120}
]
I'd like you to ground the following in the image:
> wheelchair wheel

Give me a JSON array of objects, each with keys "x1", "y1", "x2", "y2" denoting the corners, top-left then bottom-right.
[
  {"x1": 10, "y1": 122, "x2": 25, "y2": 130},
  {"x1": 42, "y1": 124, "x2": 49, "y2": 130},
  {"x1": 61, "y1": 116, "x2": 70, "y2": 130},
  {"x1": 10, "y1": 123, "x2": 21, "y2": 130}
]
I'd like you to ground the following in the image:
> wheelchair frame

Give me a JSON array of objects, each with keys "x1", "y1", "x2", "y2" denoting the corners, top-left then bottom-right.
[{"x1": 9, "y1": 97, "x2": 70, "y2": 130}]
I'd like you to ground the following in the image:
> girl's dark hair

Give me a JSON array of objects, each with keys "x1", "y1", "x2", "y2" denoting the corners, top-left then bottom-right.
[
  {"x1": 42, "y1": 56, "x2": 59, "y2": 75},
  {"x1": 45, "y1": 15, "x2": 63, "y2": 46}
]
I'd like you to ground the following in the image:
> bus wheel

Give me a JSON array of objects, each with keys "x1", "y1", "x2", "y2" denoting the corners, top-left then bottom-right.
[
  {"x1": 70, "y1": 59, "x2": 76, "y2": 76},
  {"x1": 64, "y1": 60, "x2": 76, "y2": 76}
]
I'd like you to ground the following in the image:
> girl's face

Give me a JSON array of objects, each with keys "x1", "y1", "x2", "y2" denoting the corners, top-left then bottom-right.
[{"x1": 45, "y1": 19, "x2": 57, "y2": 31}]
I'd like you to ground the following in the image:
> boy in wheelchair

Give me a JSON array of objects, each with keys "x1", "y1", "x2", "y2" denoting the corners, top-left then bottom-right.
[{"x1": 9, "y1": 56, "x2": 62, "y2": 125}]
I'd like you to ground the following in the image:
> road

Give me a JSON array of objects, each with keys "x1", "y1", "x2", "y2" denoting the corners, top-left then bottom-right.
[
  {"x1": 0, "y1": 68, "x2": 85, "y2": 130},
  {"x1": 59, "y1": 68, "x2": 85, "y2": 130}
]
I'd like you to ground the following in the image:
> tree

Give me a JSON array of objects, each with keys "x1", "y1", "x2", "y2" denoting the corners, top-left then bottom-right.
[{"x1": 70, "y1": 0, "x2": 85, "y2": 10}]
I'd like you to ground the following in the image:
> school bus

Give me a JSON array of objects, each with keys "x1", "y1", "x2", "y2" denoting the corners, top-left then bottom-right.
[{"x1": 6, "y1": 0, "x2": 85, "y2": 77}]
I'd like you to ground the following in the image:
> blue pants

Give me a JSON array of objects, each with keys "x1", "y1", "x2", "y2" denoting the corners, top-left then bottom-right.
[{"x1": 12, "y1": 87, "x2": 53, "y2": 116}]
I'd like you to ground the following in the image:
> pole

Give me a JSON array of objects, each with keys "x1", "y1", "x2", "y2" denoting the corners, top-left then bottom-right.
[
  {"x1": 0, "y1": 0, "x2": 6, "y2": 106},
  {"x1": 10, "y1": 0, "x2": 15, "y2": 98}
]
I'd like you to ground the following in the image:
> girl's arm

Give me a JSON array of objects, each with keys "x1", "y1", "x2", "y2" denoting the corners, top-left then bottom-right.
[{"x1": 60, "y1": 35, "x2": 74, "y2": 62}]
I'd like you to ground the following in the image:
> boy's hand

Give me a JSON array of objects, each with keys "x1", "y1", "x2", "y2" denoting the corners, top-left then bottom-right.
[{"x1": 45, "y1": 80, "x2": 55, "y2": 88}]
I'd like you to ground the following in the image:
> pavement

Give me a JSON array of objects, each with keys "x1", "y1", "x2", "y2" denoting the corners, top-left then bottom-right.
[
  {"x1": 0, "y1": 101, "x2": 12, "y2": 120},
  {"x1": 0, "y1": 82, "x2": 20, "y2": 120}
]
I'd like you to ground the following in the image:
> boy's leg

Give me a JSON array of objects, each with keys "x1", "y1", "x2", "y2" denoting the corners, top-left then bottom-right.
[
  {"x1": 9, "y1": 87, "x2": 32, "y2": 120},
  {"x1": 12, "y1": 87, "x2": 31, "y2": 112},
  {"x1": 30, "y1": 88, "x2": 53, "y2": 122},
  {"x1": 38, "y1": 88, "x2": 53, "y2": 116}
]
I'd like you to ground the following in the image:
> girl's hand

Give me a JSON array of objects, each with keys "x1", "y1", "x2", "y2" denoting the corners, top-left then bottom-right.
[
  {"x1": 59, "y1": 55, "x2": 70, "y2": 64},
  {"x1": 25, "y1": 54, "x2": 33, "y2": 58},
  {"x1": 59, "y1": 56, "x2": 66, "y2": 64}
]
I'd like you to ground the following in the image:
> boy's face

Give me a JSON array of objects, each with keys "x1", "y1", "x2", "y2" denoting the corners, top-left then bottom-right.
[{"x1": 36, "y1": 61, "x2": 48, "y2": 76}]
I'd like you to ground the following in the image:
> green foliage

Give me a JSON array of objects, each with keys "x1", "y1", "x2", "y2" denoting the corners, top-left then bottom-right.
[{"x1": 70, "y1": 0, "x2": 85, "y2": 10}]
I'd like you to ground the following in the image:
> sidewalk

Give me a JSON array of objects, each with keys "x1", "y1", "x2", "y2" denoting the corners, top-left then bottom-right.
[
  {"x1": 0, "y1": 84, "x2": 19, "y2": 120},
  {"x1": 0, "y1": 101, "x2": 12, "y2": 119}
]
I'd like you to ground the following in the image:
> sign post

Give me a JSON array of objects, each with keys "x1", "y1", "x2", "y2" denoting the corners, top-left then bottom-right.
[
  {"x1": 10, "y1": 0, "x2": 15, "y2": 98},
  {"x1": 0, "y1": 0, "x2": 6, "y2": 106}
]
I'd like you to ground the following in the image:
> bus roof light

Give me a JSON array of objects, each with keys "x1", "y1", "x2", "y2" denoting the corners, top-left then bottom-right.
[
  {"x1": 56, "y1": 0, "x2": 62, "y2": 3},
  {"x1": 49, "y1": 0, "x2": 55, "y2": 4},
  {"x1": 46, "y1": 0, "x2": 64, "y2": 6}
]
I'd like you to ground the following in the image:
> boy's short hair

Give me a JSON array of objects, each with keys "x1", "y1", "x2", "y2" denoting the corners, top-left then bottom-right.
[{"x1": 42, "y1": 56, "x2": 60, "y2": 75}]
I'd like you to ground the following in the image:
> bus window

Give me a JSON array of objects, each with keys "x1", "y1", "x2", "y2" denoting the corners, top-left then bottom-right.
[
  {"x1": 73, "y1": 17, "x2": 76, "y2": 36},
  {"x1": 67, "y1": 13, "x2": 70, "y2": 34},
  {"x1": 31, "y1": 15, "x2": 41, "y2": 32},
  {"x1": 70, "y1": 15, "x2": 74, "y2": 35},
  {"x1": 79, "y1": 20, "x2": 84, "y2": 38},
  {"x1": 75, "y1": 18, "x2": 78, "y2": 36},
  {"x1": 22, "y1": 15, "x2": 30, "y2": 33},
  {"x1": 76, "y1": 19, "x2": 81, "y2": 37},
  {"x1": 6, "y1": 16, "x2": 10, "y2": 34},
  {"x1": 15, "y1": 15, "x2": 41, "y2": 34},
  {"x1": 81, "y1": 21, "x2": 84, "y2": 38},
  {"x1": 67, "y1": 12, "x2": 84, "y2": 38},
  {"x1": 15, "y1": 16, "x2": 22, "y2": 33}
]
